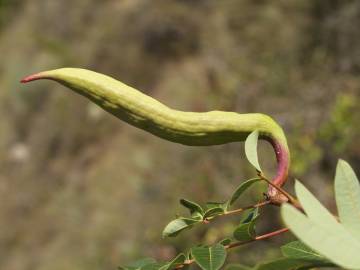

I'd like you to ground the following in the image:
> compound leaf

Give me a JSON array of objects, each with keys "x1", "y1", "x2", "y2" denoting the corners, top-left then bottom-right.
[{"x1": 282, "y1": 203, "x2": 360, "y2": 269}]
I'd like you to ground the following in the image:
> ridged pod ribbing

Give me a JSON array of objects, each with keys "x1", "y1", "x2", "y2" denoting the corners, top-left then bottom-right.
[{"x1": 21, "y1": 68, "x2": 290, "y2": 202}]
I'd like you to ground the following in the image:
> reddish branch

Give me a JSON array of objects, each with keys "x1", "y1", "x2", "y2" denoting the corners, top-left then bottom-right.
[{"x1": 175, "y1": 227, "x2": 290, "y2": 269}]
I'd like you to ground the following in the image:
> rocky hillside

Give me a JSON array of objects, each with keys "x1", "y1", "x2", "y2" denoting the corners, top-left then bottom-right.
[{"x1": 0, "y1": 1, "x2": 359, "y2": 269}]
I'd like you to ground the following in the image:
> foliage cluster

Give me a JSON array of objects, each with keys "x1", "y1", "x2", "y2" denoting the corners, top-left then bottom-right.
[{"x1": 119, "y1": 131, "x2": 360, "y2": 269}]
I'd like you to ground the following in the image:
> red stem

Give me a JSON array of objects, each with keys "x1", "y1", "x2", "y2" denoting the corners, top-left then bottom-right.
[{"x1": 261, "y1": 136, "x2": 290, "y2": 203}]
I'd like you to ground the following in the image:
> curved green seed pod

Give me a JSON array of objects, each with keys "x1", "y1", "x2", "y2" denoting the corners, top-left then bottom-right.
[{"x1": 21, "y1": 68, "x2": 290, "y2": 202}]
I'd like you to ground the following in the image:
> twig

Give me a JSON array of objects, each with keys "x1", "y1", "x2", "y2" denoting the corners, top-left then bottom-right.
[
  {"x1": 258, "y1": 172, "x2": 302, "y2": 209},
  {"x1": 223, "y1": 200, "x2": 270, "y2": 216},
  {"x1": 175, "y1": 227, "x2": 289, "y2": 269},
  {"x1": 202, "y1": 200, "x2": 271, "y2": 224},
  {"x1": 226, "y1": 227, "x2": 289, "y2": 249},
  {"x1": 203, "y1": 200, "x2": 271, "y2": 224}
]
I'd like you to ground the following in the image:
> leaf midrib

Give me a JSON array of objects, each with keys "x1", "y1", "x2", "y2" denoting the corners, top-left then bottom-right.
[
  {"x1": 286, "y1": 246, "x2": 324, "y2": 260},
  {"x1": 339, "y1": 165, "x2": 360, "y2": 227}
]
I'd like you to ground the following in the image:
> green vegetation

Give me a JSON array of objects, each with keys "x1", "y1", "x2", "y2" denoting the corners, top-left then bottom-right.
[
  {"x1": 21, "y1": 69, "x2": 360, "y2": 269},
  {"x1": 121, "y1": 133, "x2": 360, "y2": 269},
  {"x1": 1, "y1": 1, "x2": 360, "y2": 270}
]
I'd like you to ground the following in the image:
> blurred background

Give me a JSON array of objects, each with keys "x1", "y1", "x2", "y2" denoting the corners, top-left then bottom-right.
[{"x1": 0, "y1": 0, "x2": 359, "y2": 269}]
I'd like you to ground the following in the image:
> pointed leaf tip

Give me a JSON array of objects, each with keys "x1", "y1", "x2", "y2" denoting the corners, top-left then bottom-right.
[
  {"x1": 228, "y1": 178, "x2": 261, "y2": 206},
  {"x1": 335, "y1": 159, "x2": 360, "y2": 240},
  {"x1": 245, "y1": 130, "x2": 262, "y2": 172},
  {"x1": 281, "y1": 240, "x2": 327, "y2": 262},
  {"x1": 162, "y1": 218, "x2": 200, "y2": 237},
  {"x1": 180, "y1": 199, "x2": 204, "y2": 216}
]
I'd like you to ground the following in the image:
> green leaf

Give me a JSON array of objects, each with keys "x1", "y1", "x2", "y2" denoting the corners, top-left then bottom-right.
[
  {"x1": 293, "y1": 180, "x2": 357, "y2": 248},
  {"x1": 254, "y1": 258, "x2": 310, "y2": 270},
  {"x1": 245, "y1": 130, "x2": 261, "y2": 172},
  {"x1": 233, "y1": 222, "x2": 256, "y2": 241},
  {"x1": 282, "y1": 179, "x2": 360, "y2": 269},
  {"x1": 281, "y1": 203, "x2": 360, "y2": 269},
  {"x1": 162, "y1": 218, "x2": 200, "y2": 237},
  {"x1": 249, "y1": 257, "x2": 332, "y2": 270},
  {"x1": 218, "y1": 238, "x2": 232, "y2": 246},
  {"x1": 160, "y1": 254, "x2": 186, "y2": 270},
  {"x1": 242, "y1": 207, "x2": 259, "y2": 223},
  {"x1": 281, "y1": 241, "x2": 327, "y2": 262},
  {"x1": 185, "y1": 250, "x2": 192, "y2": 261},
  {"x1": 191, "y1": 244, "x2": 227, "y2": 270},
  {"x1": 180, "y1": 199, "x2": 204, "y2": 216},
  {"x1": 233, "y1": 208, "x2": 259, "y2": 241},
  {"x1": 335, "y1": 159, "x2": 360, "y2": 240},
  {"x1": 294, "y1": 181, "x2": 341, "y2": 230},
  {"x1": 206, "y1": 202, "x2": 227, "y2": 210},
  {"x1": 119, "y1": 258, "x2": 157, "y2": 270},
  {"x1": 139, "y1": 254, "x2": 185, "y2": 270},
  {"x1": 204, "y1": 207, "x2": 224, "y2": 219},
  {"x1": 228, "y1": 178, "x2": 262, "y2": 206}
]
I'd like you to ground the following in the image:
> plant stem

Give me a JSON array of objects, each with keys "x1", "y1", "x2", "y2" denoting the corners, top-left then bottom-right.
[
  {"x1": 226, "y1": 227, "x2": 289, "y2": 249},
  {"x1": 203, "y1": 200, "x2": 271, "y2": 224},
  {"x1": 175, "y1": 227, "x2": 289, "y2": 269},
  {"x1": 258, "y1": 172, "x2": 302, "y2": 210},
  {"x1": 223, "y1": 200, "x2": 270, "y2": 216}
]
